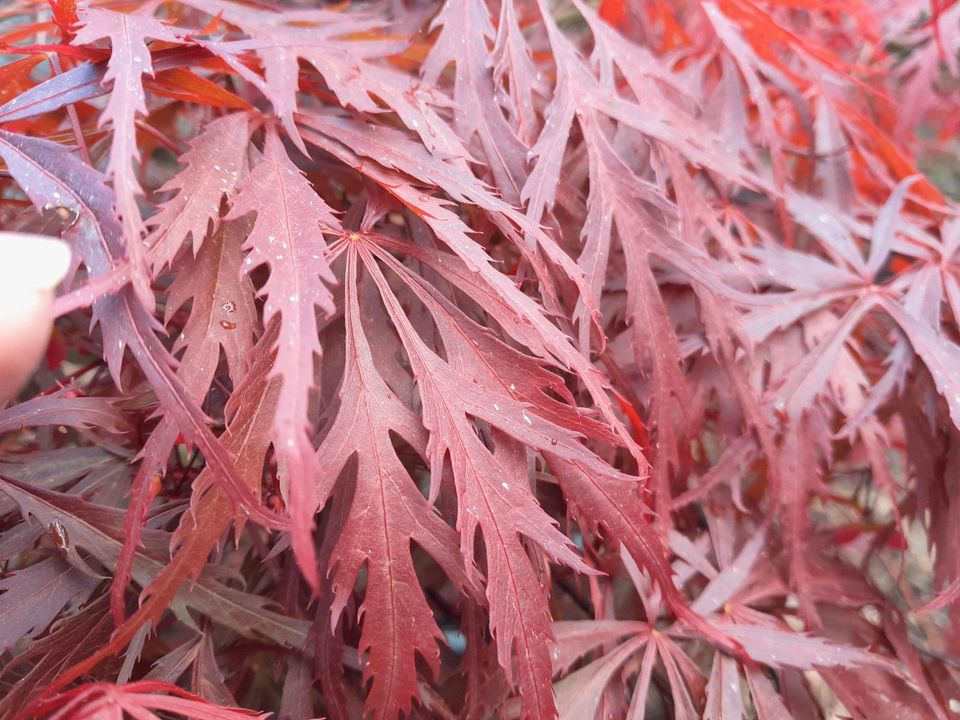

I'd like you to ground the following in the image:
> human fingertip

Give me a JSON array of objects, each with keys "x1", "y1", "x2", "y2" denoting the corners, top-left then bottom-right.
[{"x1": 0, "y1": 232, "x2": 71, "y2": 292}]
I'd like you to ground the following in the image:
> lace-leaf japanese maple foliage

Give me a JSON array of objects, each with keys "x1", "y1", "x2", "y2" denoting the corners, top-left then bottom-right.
[{"x1": 0, "y1": 0, "x2": 957, "y2": 718}]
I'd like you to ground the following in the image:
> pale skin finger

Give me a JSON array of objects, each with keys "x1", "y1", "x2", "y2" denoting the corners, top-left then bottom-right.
[{"x1": 0, "y1": 233, "x2": 72, "y2": 407}]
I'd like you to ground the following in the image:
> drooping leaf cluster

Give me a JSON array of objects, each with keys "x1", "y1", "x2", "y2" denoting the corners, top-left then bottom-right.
[{"x1": 0, "y1": 0, "x2": 958, "y2": 718}]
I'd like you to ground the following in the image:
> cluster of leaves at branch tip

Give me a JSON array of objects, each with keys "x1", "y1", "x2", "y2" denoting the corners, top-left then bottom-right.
[{"x1": 0, "y1": 0, "x2": 958, "y2": 719}]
